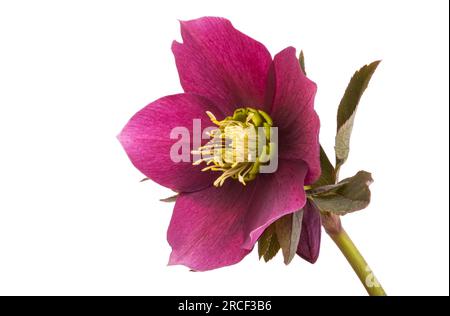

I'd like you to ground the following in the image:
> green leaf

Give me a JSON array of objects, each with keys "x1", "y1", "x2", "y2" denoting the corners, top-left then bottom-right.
[
  {"x1": 299, "y1": 50, "x2": 306, "y2": 76},
  {"x1": 311, "y1": 171, "x2": 373, "y2": 215},
  {"x1": 312, "y1": 145, "x2": 336, "y2": 188},
  {"x1": 258, "y1": 225, "x2": 273, "y2": 259},
  {"x1": 264, "y1": 233, "x2": 280, "y2": 262},
  {"x1": 335, "y1": 61, "x2": 381, "y2": 173},
  {"x1": 307, "y1": 182, "x2": 346, "y2": 196},
  {"x1": 160, "y1": 194, "x2": 179, "y2": 202},
  {"x1": 275, "y1": 210, "x2": 303, "y2": 265},
  {"x1": 258, "y1": 224, "x2": 280, "y2": 262}
]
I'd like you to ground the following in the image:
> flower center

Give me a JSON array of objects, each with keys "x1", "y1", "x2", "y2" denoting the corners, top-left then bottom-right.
[{"x1": 192, "y1": 107, "x2": 275, "y2": 187}]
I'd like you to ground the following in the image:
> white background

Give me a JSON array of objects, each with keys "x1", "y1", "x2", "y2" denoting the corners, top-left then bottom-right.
[{"x1": 0, "y1": 0, "x2": 448, "y2": 296}]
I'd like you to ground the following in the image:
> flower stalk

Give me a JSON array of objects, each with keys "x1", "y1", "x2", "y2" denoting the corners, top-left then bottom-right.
[{"x1": 323, "y1": 213, "x2": 386, "y2": 296}]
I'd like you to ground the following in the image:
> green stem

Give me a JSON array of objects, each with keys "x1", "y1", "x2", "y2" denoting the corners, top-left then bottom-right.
[{"x1": 328, "y1": 228, "x2": 386, "y2": 296}]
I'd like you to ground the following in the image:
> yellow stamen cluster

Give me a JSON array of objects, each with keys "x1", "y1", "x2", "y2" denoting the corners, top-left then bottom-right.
[{"x1": 192, "y1": 107, "x2": 273, "y2": 187}]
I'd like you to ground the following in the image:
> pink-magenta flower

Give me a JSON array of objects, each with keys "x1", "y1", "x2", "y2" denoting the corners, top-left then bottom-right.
[{"x1": 118, "y1": 17, "x2": 321, "y2": 271}]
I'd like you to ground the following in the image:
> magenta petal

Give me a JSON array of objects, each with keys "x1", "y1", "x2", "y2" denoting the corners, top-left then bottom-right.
[
  {"x1": 167, "y1": 181, "x2": 256, "y2": 271},
  {"x1": 172, "y1": 17, "x2": 272, "y2": 113},
  {"x1": 118, "y1": 94, "x2": 221, "y2": 192},
  {"x1": 242, "y1": 160, "x2": 308, "y2": 249},
  {"x1": 270, "y1": 47, "x2": 321, "y2": 184},
  {"x1": 297, "y1": 200, "x2": 322, "y2": 263},
  {"x1": 167, "y1": 160, "x2": 308, "y2": 271}
]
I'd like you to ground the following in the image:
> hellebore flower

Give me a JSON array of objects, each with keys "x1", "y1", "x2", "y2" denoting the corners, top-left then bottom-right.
[{"x1": 118, "y1": 17, "x2": 321, "y2": 271}]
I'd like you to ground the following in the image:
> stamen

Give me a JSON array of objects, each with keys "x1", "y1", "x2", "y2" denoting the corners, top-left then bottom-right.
[{"x1": 192, "y1": 107, "x2": 274, "y2": 187}]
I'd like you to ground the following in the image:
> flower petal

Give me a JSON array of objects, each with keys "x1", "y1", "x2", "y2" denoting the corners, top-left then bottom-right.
[
  {"x1": 242, "y1": 160, "x2": 308, "y2": 249},
  {"x1": 118, "y1": 94, "x2": 221, "y2": 192},
  {"x1": 172, "y1": 17, "x2": 272, "y2": 113},
  {"x1": 297, "y1": 200, "x2": 322, "y2": 263},
  {"x1": 167, "y1": 160, "x2": 308, "y2": 271},
  {"x1": 269, "y1": 47, "x2": 321, "y2": 184},
  {"x1": 167, "y1": 181, "x2": 256, "y2": 271}
]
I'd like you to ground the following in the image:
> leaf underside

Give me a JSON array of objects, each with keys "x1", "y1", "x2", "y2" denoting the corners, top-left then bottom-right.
[
  {"x1": 275, "y1": 210, "x2": 304, "y2": 264},
  {"x1": 312, "y1": 171, "x2": 373, "y2": 215}
]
